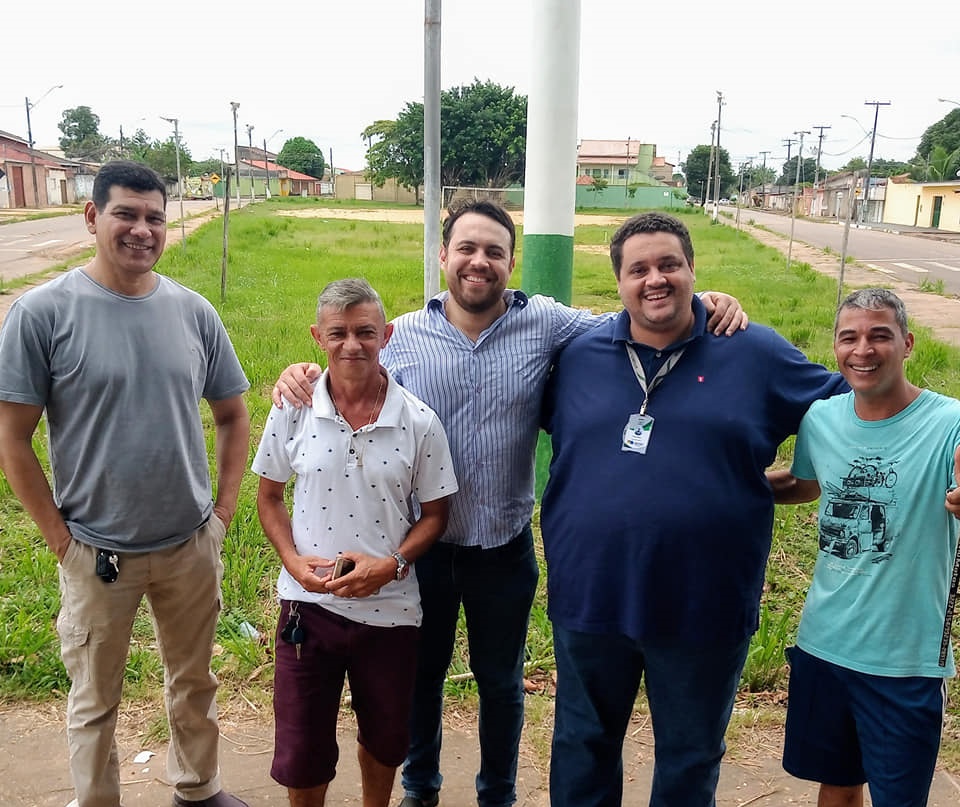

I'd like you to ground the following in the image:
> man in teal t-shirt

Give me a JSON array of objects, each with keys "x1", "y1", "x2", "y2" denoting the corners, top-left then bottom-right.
[{"x1": 769, "y1": 288, "x2": 960, "y2": 807}]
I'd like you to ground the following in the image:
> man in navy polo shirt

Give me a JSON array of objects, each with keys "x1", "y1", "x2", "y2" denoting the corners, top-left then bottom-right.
[{"x1": 540, "y1": 211, "x2": 847, "y2": 807}]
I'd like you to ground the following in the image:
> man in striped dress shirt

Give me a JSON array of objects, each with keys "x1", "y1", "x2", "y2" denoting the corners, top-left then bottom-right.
[{"x1": 273, "y1": 199, "x2": 746, "y2": 807}]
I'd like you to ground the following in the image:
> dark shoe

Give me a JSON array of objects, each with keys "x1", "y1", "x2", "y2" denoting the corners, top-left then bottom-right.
[
  {"x1": 173, "y1": 791, "x2": 249, "y2": 807},
  {"x1": 398, "y1": 795, "x2": 440, "y2": 807}
]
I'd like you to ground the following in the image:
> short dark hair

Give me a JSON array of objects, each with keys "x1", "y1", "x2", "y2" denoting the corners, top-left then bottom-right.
[
  {"x1": 92, "y1": 160, "x2": 167, "y2": 210},
  {"x1": 609, "y1": 212, "x2": 695, "y2": 277},
  {"x1": 442, "y1": 198, "x2": 516, "y2": 255},
  {"x1": 835, "y1": 288, "x2": 909, "y2": 337},
  {"x1": 316, "y1": 277, "x2": 385, "y2": 325}
]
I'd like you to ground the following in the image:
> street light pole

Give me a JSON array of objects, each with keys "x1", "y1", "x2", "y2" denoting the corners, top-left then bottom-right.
[
  {"x1": 787, "y1": 131, "x2": 809, "y2": 271},
  {"x1": 263, "y1": 129, "x2": 283, "y2": 198},
  {"x1": 811, "y1": 125, "x2": 830, "y2": 217},
  {"x1": 160, "y1": 116, "x2": 186, "y2": 246},
  {"x1": 860, "y1": 100, "x2": 890, "y2": 226},
  {"x1": 24, "y1": 84, "x2": 63, "y2": 208},
  {"x1": 758, "y1": 150, "x2": 770, "y2": 209},
  {"x1": 705, "y1": 120, "x2": 716, "y2": 212},
  {"x1": 230, "y1": 102, "x2": 241, "y2": 208},
  {"x1": 712, "y1": 90, "x2": 724, "y2": 221},
  {"x1": 246, "y1": 124, "x2": 255, "y2": 202}
]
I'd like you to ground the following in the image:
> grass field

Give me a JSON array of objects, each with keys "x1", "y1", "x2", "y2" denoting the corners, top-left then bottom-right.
[{"x1": 2, "y1": 198, "x2": 959, "y2": 765}]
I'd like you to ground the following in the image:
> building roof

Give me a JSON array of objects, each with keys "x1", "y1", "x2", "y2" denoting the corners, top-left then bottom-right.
[
  {"x1": 246, "y1": 159, "x2": 320, "y2": 182},
  {"x1": 579, "y1": 139, "x2": 646, "y2": 158}
]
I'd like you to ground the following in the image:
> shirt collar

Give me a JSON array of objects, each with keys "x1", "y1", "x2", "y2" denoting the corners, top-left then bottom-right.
[
  {"x1": 426, "y1": 288, "x2": 528, "y2": 313},
  {"x1": 310, "y1": 368, "x2": 403, "y2": 427},
  {"x1": 611, "y1": 294, "x2": 708, "y2": 350}
]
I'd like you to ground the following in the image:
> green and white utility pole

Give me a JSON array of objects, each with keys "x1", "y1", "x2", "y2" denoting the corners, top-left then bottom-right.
[{"x1": 521, "y1": 0, "x2": 581, "y2": 304}]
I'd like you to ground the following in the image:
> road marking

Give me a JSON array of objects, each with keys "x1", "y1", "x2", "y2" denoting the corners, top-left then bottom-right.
[
  {"x1": 893, "y1": 262, "x2": 928, "y2": 274},
  {"x1": 33, "y1": 239, "x2": 63, "y2": 247},
  {"x1": 864, "y1": 263, "x2": 897, "y2": 275},
  {"x1": 930, "y1": 262, "x2": 960, "y2": 272}
]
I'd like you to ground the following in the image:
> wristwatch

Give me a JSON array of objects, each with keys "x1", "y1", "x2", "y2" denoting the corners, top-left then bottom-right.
[{"x1": 392, "y1": 551, "x2": 410, "y2": 581}]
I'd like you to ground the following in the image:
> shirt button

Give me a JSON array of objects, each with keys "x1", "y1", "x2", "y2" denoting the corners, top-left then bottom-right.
[{"x1": 349, "y1": 449, "x2": 355, "y2": 454}]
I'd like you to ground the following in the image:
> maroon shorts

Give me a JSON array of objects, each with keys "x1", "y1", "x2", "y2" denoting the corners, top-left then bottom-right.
[{"x1": 270, "y1": 599, "x2": 419, "y2": 789}]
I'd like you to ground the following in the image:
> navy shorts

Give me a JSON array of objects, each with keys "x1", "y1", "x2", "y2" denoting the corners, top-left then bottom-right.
[
  {"x1": 782, "y1": 646, "x2": 945, "y2": 806},
  {"x1": 270, "y1": 599, "x2": 419, "y2": 789}
]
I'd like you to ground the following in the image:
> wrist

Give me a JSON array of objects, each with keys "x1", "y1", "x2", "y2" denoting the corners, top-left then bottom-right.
[{"x1": 392, "y1": 551, "x2": 410, "y2": 581}]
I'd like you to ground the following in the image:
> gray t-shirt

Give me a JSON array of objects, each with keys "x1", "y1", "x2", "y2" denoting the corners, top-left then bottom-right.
[{"x1": 0, "y1": 268, "x2": 249, "y2": 552}]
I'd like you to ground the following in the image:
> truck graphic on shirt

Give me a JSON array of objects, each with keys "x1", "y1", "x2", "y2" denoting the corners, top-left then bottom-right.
[{"x1": 818, "y1": 458, "x2": 898, "y2": 560}]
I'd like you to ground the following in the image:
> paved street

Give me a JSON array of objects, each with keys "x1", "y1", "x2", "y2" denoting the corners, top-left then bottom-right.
[
  {"x1": 0, "y1": 199, "x2": 225, "y2": 283},
  {"x1": 727, "y1": 206, "x2": 960, "y2": 295}
]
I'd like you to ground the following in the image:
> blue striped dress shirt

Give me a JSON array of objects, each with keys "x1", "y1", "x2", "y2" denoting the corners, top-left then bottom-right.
[{"x1": 380, "y1": 289, "x2": 605, "y2": 548}]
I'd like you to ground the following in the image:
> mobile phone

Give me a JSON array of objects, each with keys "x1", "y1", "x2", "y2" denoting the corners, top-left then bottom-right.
[{"x1": 332, "y1": 556, "x2": 355, "y2": 579}]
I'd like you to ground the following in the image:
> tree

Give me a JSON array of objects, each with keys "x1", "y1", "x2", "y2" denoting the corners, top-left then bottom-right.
[
  {"x1": 682, "y1": 145, "x2": 735, "y2": 199},
  {"x1": 439, "y1": 80, "x2": 526, "y2": 187},
  {"x1": 276, "y1": 137, "x2": 325, "y2": 178},
  {"x1": 58, "y1": 106, "x2": 111, "y2": 161},
  {"x1": 776, "y1": 156, "x2": 819, "y2": 186},
  {"x1": 915, "y1": 144, "x2": 960, "y2": 182},
  {"x1": 866, "y1": 158, "x2": 911, "y2": 178},
  {"x1": 143, "y1": 138, "x2": 193, "y2": 183},
  {"x1": 586, "y1": 177, "x2": 608, "y2": 195},
  {"x1": 364, "y1": 113, "x2": 424, "y2": 202},
  {"x1": 917, "y1": 108, "x2": 960, "y2": 163},
  {"x1": 363, "y1": 79, "x2": 528, "y2": 200},
  {"x1": 121, "y1": 128, "x2": 151, "y2": 162},
  {"x1": 193, "y1": 158, "x2": 224, "y2": 177},
  {"x1": 839, "y1": 156, "x2": 909, "y2": 179}
]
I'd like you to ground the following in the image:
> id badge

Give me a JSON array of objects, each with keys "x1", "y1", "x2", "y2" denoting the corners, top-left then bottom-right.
[{"x1": 622, "y1": 413, "x2": 654, "y2": 454}]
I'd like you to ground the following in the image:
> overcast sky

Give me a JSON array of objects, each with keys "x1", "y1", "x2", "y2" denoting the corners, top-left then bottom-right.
[{"x1": 3, "y1": 1, "x2": 957, "y2": 178}]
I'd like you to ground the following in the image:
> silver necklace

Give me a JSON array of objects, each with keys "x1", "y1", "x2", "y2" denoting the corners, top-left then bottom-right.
[{"x1": 331, "y1": 374, "x2": 385, "y2": 429}]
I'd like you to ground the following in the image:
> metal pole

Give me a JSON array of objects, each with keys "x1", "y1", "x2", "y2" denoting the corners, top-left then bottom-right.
[
  {"x1": 230, "y1": 102, "x2": 241, "y2": 208},
  {"x1": 624, "y1": 136, "x2": 630, "y2": 207},
  {"x1": 25, "y1": 96, "x2": 39, "y2": 207},
  {"x1": 758, "y1": 150, "x2": 770, "y2": 209},
  {"x1": 712, "y1": 91, "x2": 723, "y2": 221},
  {"x1": 162, "y1": 116, "x2": 186, "y2": 246},
  {"x1": 837, "y1": 171, "x2": 857, "y2": 304},
  {"x1": 423, "y1": 0, "x2": 442, "y2": 301},
  {"x1": 811, "y1": 125, "x2": 830, "y2": 217},
  {"x1": 860, "y1": 101, "x2": 890, "y2": 225},
  {"x1": 22, "y1": 85, "x2": 62, "y2": 208},
  {"x1": 246, "y1": 124, "x2": 255, "y2": 202},
  {"x1": 705, "y1": 121, "x2": 716, "y2": 212},
  {"x1": 787, "y1": 131, "x2": 808, "y2": 271},
  {"x1": 263, "y1": 138, "x2": 269, "y2": 198}
]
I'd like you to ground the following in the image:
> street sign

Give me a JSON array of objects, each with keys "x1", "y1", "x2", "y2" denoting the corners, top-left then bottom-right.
[{"x1": 210, "y1": 173, "x2": 221, "y2": 184}]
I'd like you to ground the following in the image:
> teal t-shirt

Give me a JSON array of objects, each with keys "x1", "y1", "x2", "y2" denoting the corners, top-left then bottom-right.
[{"x1": 792, "y1": 389, "x2": 960, "y2": 678}]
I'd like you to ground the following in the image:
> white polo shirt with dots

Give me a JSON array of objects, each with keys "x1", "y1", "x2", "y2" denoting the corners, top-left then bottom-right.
[{"x1": 253, "y1": 369, "x2": 458, "y2": 627}]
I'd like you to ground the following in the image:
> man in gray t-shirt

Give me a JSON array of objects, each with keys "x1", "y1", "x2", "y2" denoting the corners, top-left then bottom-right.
[{"x1": 0, "y1": 161, "x2": 250, "y2": 807}]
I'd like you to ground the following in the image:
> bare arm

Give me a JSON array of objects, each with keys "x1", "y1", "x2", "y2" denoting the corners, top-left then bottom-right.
[
  {"x1": 699, "y1": 291, "x2": 749, "y2": 336},
  {"x1": 325, "y1": 496, "x2": 450, "y2": 599},
  {"x1": 271, "y1": 363, "x2": 323, "y2": 409},
  {"x1": 767, "y1": 469, "x2": 821, "y2": 505},
  {"x1": 257, "y1": 476, "x2": 330, "y2": 593},
  {"x1": 208, "y1": 394, "x2": 250, "y2": 529},
  {"x1": 947, "y1": 444, "x2": 960, "y2": 520},
  {"x1": 0, "y1": 401, "x2": 73, "y2": 560}
]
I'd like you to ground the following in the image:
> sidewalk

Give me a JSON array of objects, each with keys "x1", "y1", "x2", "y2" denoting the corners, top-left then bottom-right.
[{"x1": 2, "y1": 702, "x2": 958, "y2": 806}]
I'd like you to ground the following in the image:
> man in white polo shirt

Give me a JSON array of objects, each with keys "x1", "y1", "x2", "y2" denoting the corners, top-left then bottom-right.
[{"x1": 253, "y1": 278, "x2": 458, "y2": 807}]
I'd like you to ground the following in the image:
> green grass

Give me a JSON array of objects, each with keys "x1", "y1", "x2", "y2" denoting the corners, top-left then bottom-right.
[{"x1": 3, "y1": 199, "x2": 960, "y2": 765}]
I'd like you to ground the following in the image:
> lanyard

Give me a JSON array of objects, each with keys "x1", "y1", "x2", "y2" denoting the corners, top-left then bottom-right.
[{"x1": 625, "y1": 344, "x2": 685, "y2": 416}]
